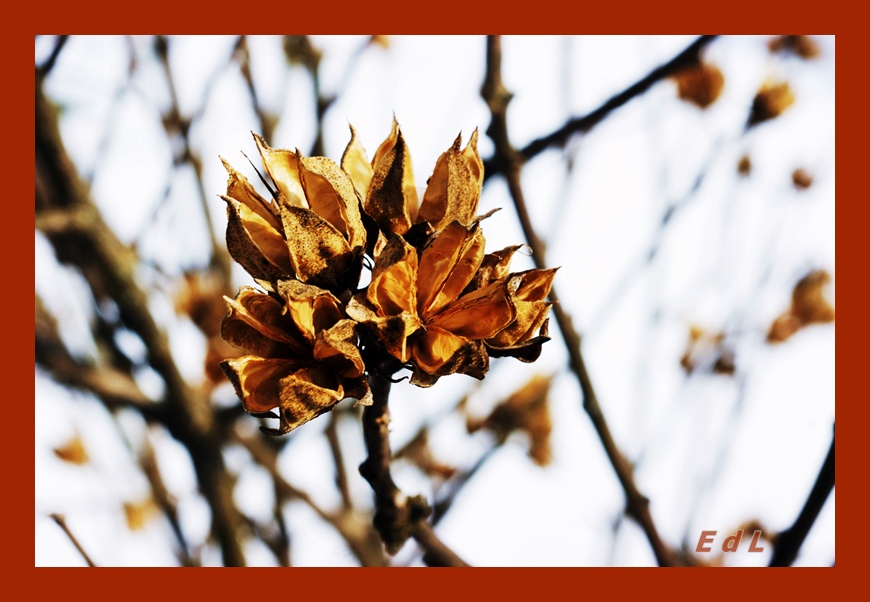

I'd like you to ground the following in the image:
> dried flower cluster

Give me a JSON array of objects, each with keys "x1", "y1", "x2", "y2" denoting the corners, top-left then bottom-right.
[{"x1": 218, "y1": 121, "x2": 555, "y2": 434}]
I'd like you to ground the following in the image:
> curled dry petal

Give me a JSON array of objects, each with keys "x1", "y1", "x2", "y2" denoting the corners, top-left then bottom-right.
[
  {"x1": 253, "y1": 134, "x2": 305, "y2": 208},
  {"x1": 409, "y1": 327, "x2": 489, "y2": 387},
  {"x1": 221, "y1": 157, "x2": 281, "y2": 231},
  {"x1": 366, "y1": 122, "x2": 419, "y2": 235},
  {"x1": 485, "y1": 269, "x2": 557, "y2": 361},
  {"x1": 417, "y1": 222, "x2": 486, "y2": 318},
  {"x1": 277, "y1": 279, "x2": 344, "y2": 345},
  {"x1": 280, "y1": 204, "x2": 357, "y2": 291},
  {"x1": 221, "y1": 287, "x2": 308, "y2": 358},
  {"x1": 417, "y1": 129, "x2": 484, "y2": 230},
  {"x1": 223, "y1": 197, "x2": 293, "y2": 284},
  {"x1": 341, "y1": 125, "x2": 374, "y2": 201},
  {"x1": 347, "y1": 295, "x2": 420, "y2": 363},
  {"x1": 429, "y1": 279, "x2": 515, "y2": 341}
]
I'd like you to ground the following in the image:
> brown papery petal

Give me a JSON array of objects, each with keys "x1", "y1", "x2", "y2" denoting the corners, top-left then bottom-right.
[
  {"x1": 368, "y1": 235, "x2": 419, "y2": 317},
  {"x1": 223, "y1": 197, "x2": 293, "y2": 274},
  {"x1": 411, "y1": 325, "x2": 470, "y2": 375},
  {"x1": 222, "y1": 158, "x2": 281, "y2": 231},
  {"x1": 313, "y1": 319, "x2": 365, "y2": 379},
  {"x1": 371, "y1": 118, "x2": 400, "y2": 173},
  {"x1": 367, "y1": 126, "x2": 418, "y2": 234},
  {"x1": 465, "y1": 245, "x2": 523, "y2": 293},
  {"x1": 221, "y1": 288, "x2": 309, "y2": 357},
  {"x1": 253, "y1": 134, "x2": 306, "y2": 208},
  {"x1": 341, "y1": 124, "x2": 374, "y2": 201},
  {"x1": 347, "y1": 295, "x2": 420, "y2": 363},
  {"x1": 410, "y1": 326, "x2": 490, "y2": 383},
  {"x1": 277, "y1": 279, "x2": 343, "y2": 345},
  {"x1": 513, "y1": 268, "x2": 558, "y2": 302},
  {"x1": 417, "y1": 222, "x2": 485, "y2": 319},
  {"x1": 220, "y1": 356, "x2": 305, "y2": 414},
  {"x1": 488, "y1": 300, "x2": 551, "y2": 347},
  {"x1": 277, "y1": 367, "x2": 344, "y2": 433},
  {"x1": 280, "y1": 204, "x2": 353, "y2": 290},
  {"x1": 417, "y1": 129, "x2": 483, "y2": 230},
  {"x1": 430, "y1": 280, "x2": 515, "y2": 341},
  {"x1": 224, "y1": 197, "x2": 293, "y2": 282},
  {"x1": 299, "y1": 155, "x2": 367, "y2": 251}
]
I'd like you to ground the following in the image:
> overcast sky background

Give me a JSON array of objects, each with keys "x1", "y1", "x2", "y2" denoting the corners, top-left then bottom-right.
[{"x1": 35, "y1": 35, "x2": 834, "y2": 566}]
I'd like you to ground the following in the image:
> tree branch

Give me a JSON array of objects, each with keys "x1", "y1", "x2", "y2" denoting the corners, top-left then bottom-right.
[
  {"x1": 483, "y1": 35, "x2": 718, "y2": 180},
  {"x1": 359, "y1": 373, "x2": 469, "y2": 566},
  {"x1": 36, "y1": 79, "x2": 248, "y2": 566},
  {"x1": 769, "y1": 430, "x2": 835, "y2": 567},
  {"x1": 50, "y1": 514, "x2": 97, "y2": 567},
  {"x1": 482, "y1": 35, "x2": 676, "y2": 567}
]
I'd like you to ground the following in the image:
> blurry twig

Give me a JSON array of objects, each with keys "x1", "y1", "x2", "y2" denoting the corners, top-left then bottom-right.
[
  {"x1": 769, "y1": 430, "x2": 835, "y2": 566},
  {"x1": 154, "y1": 36, "x2": 234, "y2": 280},
  {"x1": 325, "y1": 411, "x2": 354, "y2": 510},
  {"x1": 139, "y1": 429, "x2": 196, "y2": 565},
  {"x1": 36, "y1": 35, "x2": 69, "y2": 80},
  {"x1": 483, "y1": 35, "x2": 718, "y2": 181},
  {"x1": 234, "y1": 428, "x2": 388, "y2": 566},
  {"x1": 360, "y1": 374, "x2": 469, "y2": 566},
  {"x1": 482, "y1": 35, "x2": 676, "y2": 567},
  {"x1": 50, "y1": 514, "x2": 97, "y2": 567},
  {"x1": 37, "y1": 80, "x2": 248, "y2": 566}
]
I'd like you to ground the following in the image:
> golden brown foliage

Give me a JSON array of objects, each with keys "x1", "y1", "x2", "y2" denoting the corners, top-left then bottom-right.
[
  {"x1": 767, "y1": 270, "x2": 834, "y2": 343},
  {"x1": 673, "y1": 61, "x2": 725, "y2": 109}
]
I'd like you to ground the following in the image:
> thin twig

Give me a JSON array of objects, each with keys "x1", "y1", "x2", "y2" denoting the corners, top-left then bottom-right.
[
  {"x1": 233, "y1": 428, "x2": 388, "y2": 567},
  {"x1": 769, "y1": 430, "x2": 835, "y2": 567},
  {"x1": 325, "y1": 411, "x2": 354, "y2": 510},
  {"x1": 36, "y1": 35, "x2": 69, "y2": 80},
  {"x1": 482, "y1": 35, "x2": 676, "y2": 567},
  {"x1": 37, "y1": 80, "x2": 248, "y2": 567},
  {"x1": 360, "y1": 374, "x2": 469, "y2": 566},
  {"x1": 50, "y1": 514, "x2": 97, "y2": 567},
  {"x1": 483, "y1": 35, "x2": 718, "y2": 181},
  {"x1": 154, "y1": 36, "x2": 234, "y2": 280}
]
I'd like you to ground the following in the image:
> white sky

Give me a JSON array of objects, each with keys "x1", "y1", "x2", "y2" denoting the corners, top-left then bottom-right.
[{"x1": 35, "y1": 35, "x2": 834, "y2": 567}]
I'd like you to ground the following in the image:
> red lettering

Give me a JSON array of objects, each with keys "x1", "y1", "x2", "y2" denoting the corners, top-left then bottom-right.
[
  {"x1": 696, "y1": 530, "x2": 716, "y2": 552},
  {"x1": 722, "y1": 529, "x2": 744, "y2": 552},
  {"x1": 748, "y1": 530, "x2": 765, "y2": 552}
]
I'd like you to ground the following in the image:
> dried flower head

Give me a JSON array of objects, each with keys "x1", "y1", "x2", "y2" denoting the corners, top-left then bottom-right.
[
  {"x1": 219, "y1": 122, "x2": 554, "y2": 433},
  {"x1": 747, "y1": 81, "x2": 795, "y2": 128},
  {"x1": 221, "y1": 134, "x2": 366, "y2": 295},
  {"x1": 219, "y1": 282, "x2": 370, "y2": 435},
  {"x1": 673, "y1": 61, "x2": 725, "y2": 109}
]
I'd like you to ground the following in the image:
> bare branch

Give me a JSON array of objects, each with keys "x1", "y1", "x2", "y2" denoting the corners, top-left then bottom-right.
[
  {"x1": 36, "y1": 79, "x2": 248, "y2": 566},
  {"x1": 50, "y1": 514, "x2": 97, "y2": 567},
  {"x1": 360, "y1": 374, "x2": 469, "y2": 566},
  {"x1": 482, "y1": 35, "x2": 676, "y2": 567},
  {"x1": 483, "y1": 35, "x2": 718, "y2": 180},
  {"x1": 769, "y1": 430, "x2": 835, "y2": 566},
  {"x1": 233, "y1": 428, "x2": 388, "y2": 567}
]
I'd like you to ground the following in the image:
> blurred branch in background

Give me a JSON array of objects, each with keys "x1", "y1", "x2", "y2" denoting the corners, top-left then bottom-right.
[{"x1": 483, "y1": 34, "x2": 677, "y2": 567}]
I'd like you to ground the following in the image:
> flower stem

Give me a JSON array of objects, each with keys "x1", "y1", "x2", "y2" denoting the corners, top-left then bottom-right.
[{"x1": 359, "y1": 373, "x2": 469, "y2": 566}]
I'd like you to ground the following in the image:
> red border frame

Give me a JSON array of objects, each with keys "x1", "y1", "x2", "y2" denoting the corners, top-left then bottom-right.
[{"x1": 19, "y1": 6, "x2": 854, "y2": 598}]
